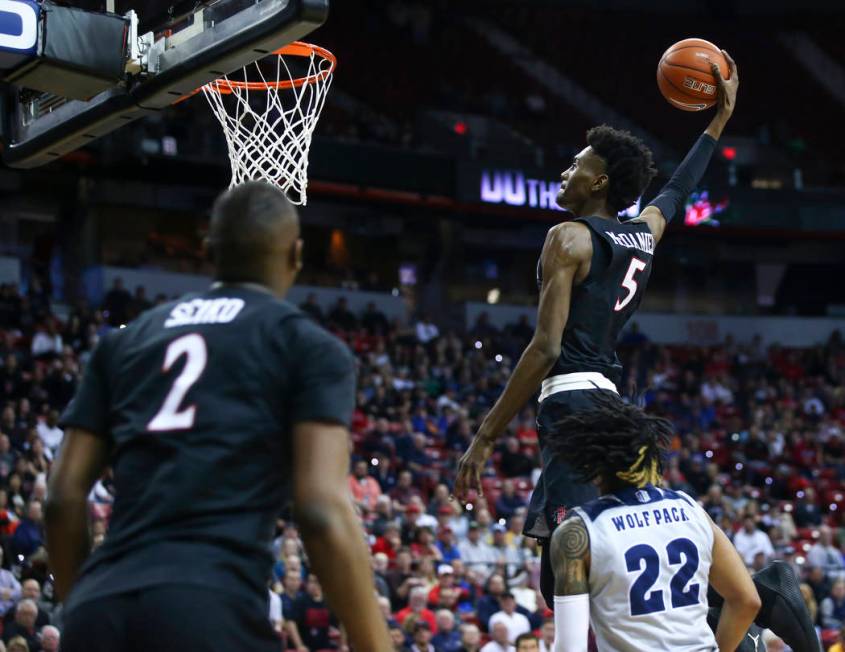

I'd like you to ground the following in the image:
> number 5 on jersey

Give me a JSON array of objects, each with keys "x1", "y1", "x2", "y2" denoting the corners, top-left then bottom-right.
[
  {"x1": 615, "y1": 257, "x2": 648, "y2": 312},
  {"x1": 148, "y1": 333, "x2": 208, "y2": 431}
]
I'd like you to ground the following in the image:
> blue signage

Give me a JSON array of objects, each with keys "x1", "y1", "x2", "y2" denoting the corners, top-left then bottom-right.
[{"x1": 0, "y1": 0, "x2": 39, "y2": 70}]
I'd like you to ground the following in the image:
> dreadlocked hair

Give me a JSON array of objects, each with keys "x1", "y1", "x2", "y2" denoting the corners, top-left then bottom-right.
[
  {"x1": 545, "y1": 392, "x2": 673, "y2": 489},
  {"x1": 586, "y1": 125, "x2": 658, "y2": 213}
]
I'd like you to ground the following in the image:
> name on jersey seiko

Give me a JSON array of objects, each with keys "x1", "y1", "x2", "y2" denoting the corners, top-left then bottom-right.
[
  {"x1": 604, "y1": 231, "x2": 655, "y2": 256},
  {"x1": 164, "y1": 298, "x2": 245, "y2": 328},
  {"x1": 611, "y1": 506, "x2": 690, "y2": 532}
]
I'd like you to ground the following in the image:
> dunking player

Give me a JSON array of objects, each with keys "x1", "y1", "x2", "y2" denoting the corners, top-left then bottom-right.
[
  {"x1": 45, "y1": 182, "x2": 392, "y2": 652},
  {"x1": 455, "y1": 53, "x2": 818, "y2": 651},
  {"x1": 545, "y1": 395, "x2": 763, "y2": 651}
]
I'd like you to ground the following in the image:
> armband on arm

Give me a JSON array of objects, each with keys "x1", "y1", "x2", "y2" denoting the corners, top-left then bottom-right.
[{"x1": 647, "y1": 133, "x2": 717, "y2": 223}]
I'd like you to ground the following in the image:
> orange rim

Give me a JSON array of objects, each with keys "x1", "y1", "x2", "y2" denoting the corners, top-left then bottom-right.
[{"x1": 204, "y1": 41, "x2": 336, "y2": 94}]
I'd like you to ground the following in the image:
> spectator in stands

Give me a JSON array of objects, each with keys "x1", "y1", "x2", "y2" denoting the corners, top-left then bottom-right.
[
  {"x1": 11, "y1": 501, "x2": 44, "y2": 559},
  {"x1": 35, "y1": 411, "x2": 62, "y2": 458},
  {"x1": 794, "y1": 487, "x2": 823, "y2": 528},
  {"x1": 363, "y1": 302, "x2": 390, "y2": 336},
  {"x1": 396, "y1": 586, "x2": 437, "y2": 633},
  {"x1": 410, "y1": 620, "x2": 435, "y2": 652},
  {"x1": 349, "y1": 459, "x2": 383, "y2": 511},
  {"x1": 488, "y1": 592, "x2": 530, "y2": 643},
  {"x1": 328, "y1": 297, "x2": 357, "y2": 331},
  {"x1": 131, "y1": 285, "x2": 152, "y2": 317},
  {"x1": 299, "y1": 292, "x2": 323, "y2": 322},
  {"x1": 7, "y1": 637, "x2": 27, "y2": 652},
  {"x1": 428, "y1": 564, "x2": 467, "y2": 608},
  {"x1": 490, "y1": 524, "x2": 524, "y2": 581},
  {"x1": 538, "y1": 618, "x2": 555, "y2": 652},
  {"x1": 807, "y1": 525, "x2": 845, "y2": 578},
  {"x1": 830, "y1": 625, "x2": 845, "y2": 652},
  {"x1": 806, "y1": 566, "x2": 831, "y2": 606},
  {"x1": 494, "y1": 481, "x2": 526, "y2": 521},
  {"x1": 30, "y1": 323, "x2": 61, "y2": 360},
  {"x1": 4, "y1": 580, "x2": 48, "y2": 629},
  {"x1": 481, "y1": 622, "x2": 514, "y2": 652},
  {"x1": 102, "y1": 277, "x2": 132, "y2": 326},
  {"x1": 39, "y1": 626, "x2": 58, "y2": 652},
  {"x1": 268, "y1": 586, "x2": 283, "y2": 637},
  {"x1": 3, "y1": 599, "x2": 39, "y2": 650},
  {"x1": 435, "y1": 526, "x2": 460, "y2": 563},
  {"x1": 821, "y1": 579, "x2": 845, "y2": 629},
  {"x1": 499, "y1": 438, "x2": 533, "y2": 478},
  {"x1": 0, "y1": 549, "x2": 20, "y2": 618},
  {"x1": 458, "y1": 522, "x2": 496, "y2": 579},
  {"x1": 732, "y1": 515, "x2": 775, "y2": 567},
  {"x1": 515, "y1": 633, "x2": 540, "y2": 652},
  {"x1": 458, "y1": 624, "x2": 482, "y2": 652},
  {"x1": 431, "y1": 609, "x2": 461, "y2": 652},
  {"x1": 476, "y1": 574, "x2": 507, "y2": 632},
  {"x1": 415, "y1": 314, "x2": 439, "y2": 345},
  {"x1": 392, "y1": 470, "x2": 422, "y2": 509},
  {"x1": 292, "y1": 574, "x2": 337, "y2": 651}
]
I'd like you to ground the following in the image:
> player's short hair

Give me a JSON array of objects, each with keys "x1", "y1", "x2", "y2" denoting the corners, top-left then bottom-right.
[
  {"x1": 586, "y1": 125, "x2": 657, "y2": 213},
  {"x1": 546, "y1": 392, "x2": 672, "y2": 488}
]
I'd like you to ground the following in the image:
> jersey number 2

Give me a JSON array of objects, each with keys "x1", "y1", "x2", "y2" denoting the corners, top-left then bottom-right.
[
  {"x1": 147, "y1": 333, "x2": 207, "y2": 431},
  {"x1": 625, "y1": 537, "x2": 700, "y2": 616},
  {"x1": 614, "y1": 258, "x2": 647, "y2": 312}
]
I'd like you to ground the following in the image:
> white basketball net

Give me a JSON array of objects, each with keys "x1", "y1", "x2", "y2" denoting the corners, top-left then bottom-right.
[{"x1": 201, "y1": 42, "x2": 335, "y2": 205}]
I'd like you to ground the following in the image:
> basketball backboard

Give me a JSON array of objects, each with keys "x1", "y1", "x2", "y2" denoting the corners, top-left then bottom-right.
[{"x1": 0, "y1": 0, "x2": 328, "y2": 168}]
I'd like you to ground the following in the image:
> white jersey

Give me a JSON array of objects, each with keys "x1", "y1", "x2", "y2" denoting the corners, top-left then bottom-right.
[{"x1": 572, "y1": 484, "x2": 717, "y2": 652}]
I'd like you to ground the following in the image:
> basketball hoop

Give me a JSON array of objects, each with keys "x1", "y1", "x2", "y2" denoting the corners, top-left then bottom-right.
[{"x1": 201, "y1": 41, "x2": 336, "y2": 205}]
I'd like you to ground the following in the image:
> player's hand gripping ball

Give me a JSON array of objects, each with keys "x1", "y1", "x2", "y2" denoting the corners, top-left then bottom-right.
[{"x1": 657, "y1": 38, "x2": 730, "y2": 111}]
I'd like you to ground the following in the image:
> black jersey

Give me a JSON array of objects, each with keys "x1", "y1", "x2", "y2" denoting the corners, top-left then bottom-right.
[
  {"x1": 537, "y1": 216, "x2": 655, "y2": 387},
  {"x1": 60, "y1": 284, "x2": 356, "y2": 611}
]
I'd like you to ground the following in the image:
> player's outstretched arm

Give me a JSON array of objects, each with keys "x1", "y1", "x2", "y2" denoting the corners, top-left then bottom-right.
[
  {"x1": 708, "y1": 518, "x2": 761, "y2": 652},
  {"x1": 638, "y1": 50, "x2": 739, "y2": 243},
  {"x1": 45, "y1": 428, "x2": 111, "y2": 599},
  {"x1": 550, "y1": 516, "x2": 591, "y2": 652},
  {"x1": 293, "y1": 421, "x2": 393, "y2": 652},
  {"x1": 454, "y1": 223, "x2": 590, "y2": 502}
]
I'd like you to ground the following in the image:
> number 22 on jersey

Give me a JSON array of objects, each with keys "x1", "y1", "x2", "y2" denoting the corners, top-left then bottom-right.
[
  {"x1": 147, "y1": 333, "x2": 208, "y2": 431},
  {"x1": 615, "y1": 257, "x2": 647, "y2": 312},
  {"x1": 625, "y1": 537, "x2": 700, "y2": 616}
]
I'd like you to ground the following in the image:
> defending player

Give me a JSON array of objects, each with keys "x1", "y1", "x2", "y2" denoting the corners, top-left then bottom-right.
[
  {"x1": 455, "y1": 52, "x2": 739, "y2": 601},
  {"x1": 546, "y1": 396, "x2": 762, "y2": 652},
  {"x1": 45, "y1": 182, "x2": 392, "y2": 651}
]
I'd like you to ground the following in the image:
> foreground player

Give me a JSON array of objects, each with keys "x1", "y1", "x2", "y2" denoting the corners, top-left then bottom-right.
[
  {"x1": 456, "y1": 52, "x2": 739, "y2": 600},
  {"x1": 547, "y1": 397, "x2": 761, "y2": 652},
  {"x1": 45, "y1": 182, "x2": 392, "y2": 651}
]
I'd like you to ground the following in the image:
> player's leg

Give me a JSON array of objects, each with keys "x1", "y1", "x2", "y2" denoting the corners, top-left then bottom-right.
[
  {"x1": 708, "y1": 561, "x2": 819, "y2": 652},
  {"x1": 61, "y1": 592, "x2": 137, "y2": 652},
  {"x1": 133, "y1": 585, "x2": 280, "y2": 652},
  {"x1": 530, "y1": 388, "x2": 620, "y2": 607}
]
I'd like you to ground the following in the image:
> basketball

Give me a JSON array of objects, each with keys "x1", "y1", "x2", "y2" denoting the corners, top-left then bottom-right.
[{"x1": 657, "y1": 38, "x2": 729, "y2": 111}]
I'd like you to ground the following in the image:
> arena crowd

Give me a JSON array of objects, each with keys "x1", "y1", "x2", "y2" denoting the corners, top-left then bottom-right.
[{"x1": 0, "y1": 278, "x2": 844, "y2": 651}]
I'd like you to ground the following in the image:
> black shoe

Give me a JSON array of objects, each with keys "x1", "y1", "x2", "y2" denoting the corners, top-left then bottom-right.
[{"x1": 752, "y1": 561, "x2": 820, "y2": 652}]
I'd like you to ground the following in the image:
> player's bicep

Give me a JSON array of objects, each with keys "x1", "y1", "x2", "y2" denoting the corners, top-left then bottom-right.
[
  {"x1": 48, "y1": 429, "x2": 111, "y2": 499},
  {"x1": 550, "y1": 516, "x2": 591, "y2": 596},
  {"x1": 292, "y1": 422, "x2": 352, "y2": 522},
  {"x1": 635, "y1": 206, "x2": 667, "y2": 243},
  {"x1": 708, "y1": 518, "x2": 758, "y2": 604}
]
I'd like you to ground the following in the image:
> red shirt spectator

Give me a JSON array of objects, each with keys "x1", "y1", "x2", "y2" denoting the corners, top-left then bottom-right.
[{"x1": 396, "y1": 587, "x2": 438, "y2": 634}]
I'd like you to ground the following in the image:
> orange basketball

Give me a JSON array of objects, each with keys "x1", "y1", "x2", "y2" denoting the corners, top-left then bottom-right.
[{"x1": 657, "y1": 38, "x2": 729, "y2": 112}]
